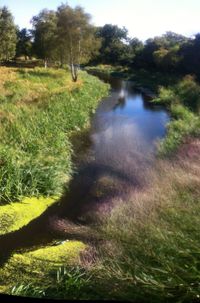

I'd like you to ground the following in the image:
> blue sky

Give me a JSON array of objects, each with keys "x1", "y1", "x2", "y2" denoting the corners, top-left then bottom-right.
[{"x1": 1, "y1": 0, "x2": 200, "y2": 41}]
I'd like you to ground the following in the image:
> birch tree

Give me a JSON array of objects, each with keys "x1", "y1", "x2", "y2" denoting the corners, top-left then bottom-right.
[{"x1": 57, "y1": 4, "x2": 100, "y2": 81}]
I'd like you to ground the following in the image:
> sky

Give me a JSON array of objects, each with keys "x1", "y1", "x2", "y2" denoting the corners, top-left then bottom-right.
[{"x1": 1, "y1": 0, "x2": 200, "y2": 41}]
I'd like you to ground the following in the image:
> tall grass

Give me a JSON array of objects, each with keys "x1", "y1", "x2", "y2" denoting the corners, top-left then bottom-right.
[
  {"x1": 93, "y1": 149, "x2": 200, "y2": 302},
  {"x1": 153, "y1": 75, "x2": 200, "y2": 155},
  {"x1": 0, "y1": 67, "x2": 109, "y2": 203}
]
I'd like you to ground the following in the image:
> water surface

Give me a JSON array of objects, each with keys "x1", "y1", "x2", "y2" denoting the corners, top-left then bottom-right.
[{"x1": 89, "y1": 72, "x2": 169, "y2": 173}]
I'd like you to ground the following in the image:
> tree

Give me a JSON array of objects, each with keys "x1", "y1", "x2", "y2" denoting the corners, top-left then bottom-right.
[
  {"x1": 133, "y1": 32, "x2": 188, "y2": 71},
  {"x1": 16, "y1": 28, "x2": 32, "y2": 60},
  {"x1": 180, "y1": 34, "x2": 200, "y2": 79},
  {"x1": 95, "y1": 24, "x2": 129, "y2": 64},
  {"x1": 153, "y1": 46, "x2": 181, "y2": 72},
  {"x1": 31, "y1": 9, "x2": 57, "y2": 68},
  {"x1": 56, "y1": 4, "x2": 99, "y2": 81},
  {"x1": 135, "y1": 38, "x2": 159, "y2": 69},
  {"x1": 0, "y1": 6, "x2": 17, "y2": 61}
]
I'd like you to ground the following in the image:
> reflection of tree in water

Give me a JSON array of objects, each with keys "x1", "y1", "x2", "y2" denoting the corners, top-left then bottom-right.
[
  {"x1": 113, "y1": 95, "x2": 126, "y2": 110},
  {"x1": 113, "y1": 81, "x2": 127, "y2": 110}
]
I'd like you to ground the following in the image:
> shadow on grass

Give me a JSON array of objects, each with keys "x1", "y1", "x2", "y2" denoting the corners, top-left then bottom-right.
[{"x1": 0, "y1": 160, "x2": 143, "y2": 266}]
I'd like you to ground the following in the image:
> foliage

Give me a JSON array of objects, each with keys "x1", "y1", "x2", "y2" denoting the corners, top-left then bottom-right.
[
  {"x1": 16, "y1": 28, "x2": 33, "y2": 60},
  {"x1": 31, "y1": 9, "x2": 57, "y2": 67},
  {"x1": 180, "y1": 34, "x2": 200, "y2": 78},
  {"x1": 153, "y1": 86, "x2": 177, "y2": 105},
  {"x1": 94, "y1": 24, "x2": 129, "y2": 65},
  {"x1": 31, "y1": 4, "x2": 100, "y2": 80},
  {"x1": 158, "y1": 105, "x2": 200, "y2": 155},
  {"x1": 56, "y1": 4, "x2": 100, "y2": 81},
  {"x1": 152, "y1": 75, "x2": 200, "y2": 155},
  {"x1": 175, "y1": 75, "x2": 200, "y2": 113},
  {"x1": 0, "y1": 6, "x2": 17, "y2": 61}
]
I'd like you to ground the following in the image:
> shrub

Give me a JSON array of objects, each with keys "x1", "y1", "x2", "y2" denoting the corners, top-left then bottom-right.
[
  {"x1": 153, "y1": 86, "x2": 177, "y2": 105},
  {"x1": 152, "y1": 75, "x2": 200, "y2": 155},
  {"x1": 175, "y1": 75, "x2": 200, "y2": 113},
  {"x1": 158, "y1": 105, "x2": 200, "y2": 155}
]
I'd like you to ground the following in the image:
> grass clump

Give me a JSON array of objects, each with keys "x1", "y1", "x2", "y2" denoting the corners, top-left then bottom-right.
[
  {"x1": 0, "y1": 241, "x2": 86, "y2": 295},
  {"x1": 153, "y1": 75, "x2": 200, "y2": 155},
  {"x1": 11, "y1": 265, "x2": 93, "y2": 300},
  {"x1": 0, "y1": 67, "x2": 109, "y2": 203},
  {"x1": 158, "y1": 104, "x2": 200, "y2": 155}
]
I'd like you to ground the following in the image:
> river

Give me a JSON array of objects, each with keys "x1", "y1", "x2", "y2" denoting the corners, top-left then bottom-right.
[{"x1": 89, "y1": 71, "x2": 169, "y2": 163}]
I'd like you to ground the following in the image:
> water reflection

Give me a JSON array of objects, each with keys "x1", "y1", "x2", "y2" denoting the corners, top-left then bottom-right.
[{"x1": 90, "y1": 72, "x2": 170, "y2": 161}]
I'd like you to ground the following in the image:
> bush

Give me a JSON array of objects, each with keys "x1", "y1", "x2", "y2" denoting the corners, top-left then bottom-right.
[
  {"x1": 152, "y1": 75, "x2": 200, "y2": 155},
  {"x1": 153, "y1": 86, "x2": 177, "y2": 105},
  {"x1": 158, "y1": 105, "x2": 200, "y2": 155},
  {"x1": 175, "y1": 75, "x2": 200, "y2": 113}
]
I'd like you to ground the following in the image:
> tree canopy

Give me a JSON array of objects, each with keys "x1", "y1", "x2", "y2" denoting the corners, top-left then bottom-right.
[
  {"x1": 16, "y1": 28, "x2": 32, "y2": 59},
  {"x1": 0, "y1": 6, "x2": 17, "y2": 61}
]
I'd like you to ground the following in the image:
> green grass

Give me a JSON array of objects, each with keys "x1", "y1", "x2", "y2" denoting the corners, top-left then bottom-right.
[
  {"x1": 0, "y1": 241, "x2": 86, "y2": 295},
  {"x1": 0, "y1": 196, "x2": 57, "y2": 235},
  {"x1": 153, "y1": 75, "x2": 200, "y2": 155},
  {"x1": 97, "y1": 196, "x2": 200, "y2": 301},
  {"x1": 9, "y1": 147, "x2": 200, "y2": 302},
  {"x1": 0, "y1": 66, "x2": 108, "y2": 297},
  {"x1": 0, "y1": 67, "x2": 109, "y2": 203}
]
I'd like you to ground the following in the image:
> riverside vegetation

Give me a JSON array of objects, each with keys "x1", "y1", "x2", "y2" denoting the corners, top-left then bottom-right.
[
  {"x1": 0, "y1": 67, "x2": 109, "y2": 203},
  {"x1": 0, "y1": 66, "x2": 108, "y2": 293},
  {"x1": 0, "y1": 65, "x2": 199, "y2": 302}
]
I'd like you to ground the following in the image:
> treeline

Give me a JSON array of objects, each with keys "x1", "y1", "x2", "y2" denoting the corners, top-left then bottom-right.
[
  {"x1": 93, "y1": 25, "x2": 200, "y2": 80},
  {"x1": 1, "y1": 4, "x2": 200, "y2": 80},
  {"x1": 0, "y1": 4, "x2": 100, "y2": 81}
]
